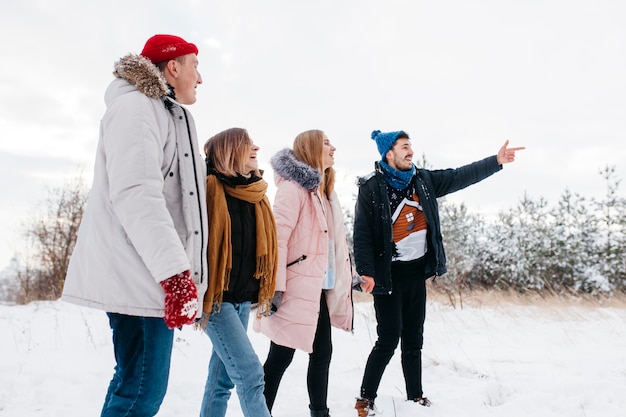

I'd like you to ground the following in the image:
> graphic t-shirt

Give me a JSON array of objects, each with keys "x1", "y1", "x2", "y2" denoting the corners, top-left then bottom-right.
[{"x1": 387, "y1": 185, "x2": 428, "y2": 262}]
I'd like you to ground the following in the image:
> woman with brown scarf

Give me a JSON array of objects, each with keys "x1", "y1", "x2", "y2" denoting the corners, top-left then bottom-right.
[{"x1": 198, "y1": 127, "x2": 277, "y2": 417}]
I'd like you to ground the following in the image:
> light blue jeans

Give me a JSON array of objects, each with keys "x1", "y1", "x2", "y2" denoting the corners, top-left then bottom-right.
[{"x1": 200, "y1": 301, "x2": 271, "y2": 417}]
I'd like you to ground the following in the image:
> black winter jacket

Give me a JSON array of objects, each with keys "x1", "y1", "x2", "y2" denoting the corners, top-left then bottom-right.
[
  {"x1": 353, "y1": 156, "x2": 502, "y2": 295},
  {"x1": 211, "y1": 170, "x2": 261, "y2": 304}
]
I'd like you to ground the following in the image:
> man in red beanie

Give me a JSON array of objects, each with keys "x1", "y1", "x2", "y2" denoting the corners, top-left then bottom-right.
[{"x1": 62, "y1": 34, "x2": 207, "y2": 417}]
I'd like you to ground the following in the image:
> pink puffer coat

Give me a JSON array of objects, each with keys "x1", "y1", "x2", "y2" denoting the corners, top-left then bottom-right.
[{"x1": 254, "y1": 149, "x2": 353, "y2": 353}]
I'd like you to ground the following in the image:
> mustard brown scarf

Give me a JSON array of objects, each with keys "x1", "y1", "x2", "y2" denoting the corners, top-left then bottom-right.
[{"x1": 203, "y1": 174, "x2": 278, "y2": 318}]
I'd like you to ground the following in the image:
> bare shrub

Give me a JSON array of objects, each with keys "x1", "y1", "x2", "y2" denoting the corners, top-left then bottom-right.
[{"x1": 13, "y1": 176, "x2": 88, "y2": 303}]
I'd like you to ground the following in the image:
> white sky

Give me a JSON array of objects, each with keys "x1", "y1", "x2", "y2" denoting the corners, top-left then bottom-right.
[
  {"x1": 1, "y1": 0, "x2": 625, "y2": 266},
  {"x1": 2, "y1": 298, "x2": 625, "y2": 415}
]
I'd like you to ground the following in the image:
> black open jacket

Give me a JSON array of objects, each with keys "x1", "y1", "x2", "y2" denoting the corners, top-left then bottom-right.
[
  {"x1": 211, "y1": 170, "x2": 262, "y2": 304},
  {"x1": 353, "y1": 155, "x2": 502, "y2": 295}
]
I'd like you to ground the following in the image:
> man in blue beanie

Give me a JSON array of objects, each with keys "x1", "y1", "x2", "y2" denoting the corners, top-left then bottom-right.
[{"x1": 353, "y1": 130, "x2": 524, "y2": 416}]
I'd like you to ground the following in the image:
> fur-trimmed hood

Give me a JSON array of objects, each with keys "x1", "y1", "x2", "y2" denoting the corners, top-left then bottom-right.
[
  {"x1": 112, "y1": 53, "x2": 170, "y2": 99},
  {"x1": 270, "y1": 148, "x2": 321, "y2": 191}
]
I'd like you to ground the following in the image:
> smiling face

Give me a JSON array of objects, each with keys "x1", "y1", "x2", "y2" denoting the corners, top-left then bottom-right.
[
  {"x1": 203, "y1": 128, "x2": 259, "y2": 178},
  {"x1": 322, "y1": 134, "x2": 336, "y2": 170},
  {"x1": 164, "y1": 53, "x2": 202, "y2": 105},
  {"x1": 386, "y1": 138, "x2": 414, "y2": 171},
  {"x1": 244, "y1": 140, "x2": 260, "y2": 174}
]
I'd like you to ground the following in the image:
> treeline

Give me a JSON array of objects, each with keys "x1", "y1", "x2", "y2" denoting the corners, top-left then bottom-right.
[
  {"x1": 438, "y1": 166, "x2": 625, "y2": 296},
  {"x1": 2, "y1": 167, "x2": 624, "y2": 304}
]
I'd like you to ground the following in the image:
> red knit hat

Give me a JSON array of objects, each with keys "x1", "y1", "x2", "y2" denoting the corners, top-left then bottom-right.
[{"x1": 141, "y1": 34, "x2": 199, "y2": 64}]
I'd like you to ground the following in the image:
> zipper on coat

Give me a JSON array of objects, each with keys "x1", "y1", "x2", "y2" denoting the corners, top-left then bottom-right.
[
  {"x1": 182, "y1": 107, "x2": 206, "y2": 284},
  {"x1": 286, "y1": 255, "x2": 307, "y2": 267}
]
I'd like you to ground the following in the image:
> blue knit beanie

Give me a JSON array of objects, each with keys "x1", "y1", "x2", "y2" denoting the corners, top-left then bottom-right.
[{"x1": 371, "y1": 130, "x2": 404, "y2": 159}]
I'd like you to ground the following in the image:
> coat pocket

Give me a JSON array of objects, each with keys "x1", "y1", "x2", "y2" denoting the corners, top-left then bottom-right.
[{"x1": 286, "y1": 254, "x2": 307, "y2": 267}]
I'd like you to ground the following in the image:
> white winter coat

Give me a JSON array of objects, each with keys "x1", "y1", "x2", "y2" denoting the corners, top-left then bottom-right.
[{"x1": 62, "y1": 54, "x2": 208, "y2": 318}]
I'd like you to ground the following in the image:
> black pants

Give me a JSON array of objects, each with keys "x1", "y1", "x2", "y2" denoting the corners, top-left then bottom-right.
[
  {"x1": 360, "y1": 259, "x2": 427, "y2": 400},
  {"x1": 263, "y1": 292, "x2": 332, "y2": 412}
]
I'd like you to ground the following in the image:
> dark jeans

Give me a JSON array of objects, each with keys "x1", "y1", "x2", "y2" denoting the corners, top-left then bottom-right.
[
  {"x1": 263, "y1": 292, "x2": 332, "y2": 412},
  {"x1": 101, "y1": 313, "x2": 174, "y2": 417},
  {"x1": 360, "y1": 259, "x2": 427, "y2": 400}
]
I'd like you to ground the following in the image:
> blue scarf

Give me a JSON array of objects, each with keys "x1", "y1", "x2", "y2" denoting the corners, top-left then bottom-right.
[{"x1": 379, "y1": 161, "x2": 416, "y2": 190}]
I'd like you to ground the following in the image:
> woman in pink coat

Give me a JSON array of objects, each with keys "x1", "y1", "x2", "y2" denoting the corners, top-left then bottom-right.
[{"x1": 254, "y1": 129, "x2": 353, "y2": 417}]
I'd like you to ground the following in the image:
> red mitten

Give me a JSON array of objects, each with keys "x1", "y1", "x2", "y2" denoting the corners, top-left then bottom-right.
[{"x1": 160, "y1": 270, "x2": 199, "y2": 329}]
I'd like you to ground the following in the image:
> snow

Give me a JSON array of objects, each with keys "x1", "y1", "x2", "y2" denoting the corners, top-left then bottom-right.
[{"x1": 1, "y1": 294, "x2": 625, "y2": 417}]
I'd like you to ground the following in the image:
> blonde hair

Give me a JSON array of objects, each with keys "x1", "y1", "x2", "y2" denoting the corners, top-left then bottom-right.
[
  {"x1": 293, "y1": 129, "x2": 335, "y2": 197},
  {"x1": 204, "y1": 128, "x2": 259, "y2": 177}
]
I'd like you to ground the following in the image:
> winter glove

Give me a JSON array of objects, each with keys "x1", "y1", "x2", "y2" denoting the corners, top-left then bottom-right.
[
  {"x1": 160, "y1": 270, "x2": 198, "y2": 329},
  {"x1": 271, "y1": 291, "x2": 284, "y2": 314}
]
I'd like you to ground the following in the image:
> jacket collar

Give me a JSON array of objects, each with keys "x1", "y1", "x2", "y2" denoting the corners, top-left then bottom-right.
[{"x1": 270, "y1": 148, "x2": 321, "y2": 191}]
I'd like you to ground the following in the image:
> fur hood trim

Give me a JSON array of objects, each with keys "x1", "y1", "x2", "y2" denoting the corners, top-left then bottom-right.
[
  {"x1": 270, "y1": 148, "x2": 321, "y2": 191},
  {"x1": 113, "y1": 53, "x2": 170, "y2": 99}
]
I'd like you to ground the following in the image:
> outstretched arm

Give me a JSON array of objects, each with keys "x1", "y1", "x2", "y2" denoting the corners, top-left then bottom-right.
[{"x1": 497, "y1": 139, "x2": 525, "y2": 165}]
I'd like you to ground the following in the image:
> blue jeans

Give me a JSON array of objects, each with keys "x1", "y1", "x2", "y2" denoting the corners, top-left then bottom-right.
[
  {"x1": 200, "y1": 302, "x2": 271, "y2": 417},
  {"x1": 101, "y1": 313, "x2": 174, "y2": 417}
]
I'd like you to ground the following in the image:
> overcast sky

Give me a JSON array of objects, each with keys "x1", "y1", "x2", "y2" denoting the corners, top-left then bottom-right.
[{"x1": 1, "y1": 0, "x2": 625, "y2": 267}]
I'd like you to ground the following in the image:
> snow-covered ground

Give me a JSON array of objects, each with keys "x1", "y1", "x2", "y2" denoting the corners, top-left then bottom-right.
[{"x1": 1, "y1": 293, "x2": 625, "y2": 417}]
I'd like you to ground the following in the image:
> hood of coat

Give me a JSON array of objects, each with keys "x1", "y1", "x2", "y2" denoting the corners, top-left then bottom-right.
[
  {"x1": 270, "y1": 148, "x2": 321, "y2": 191},
  {"x1": 112, "y1": 53, "x2": 170, "y2": 99}
]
